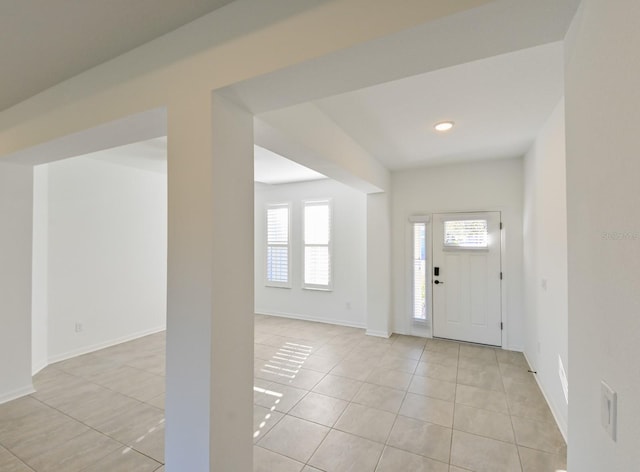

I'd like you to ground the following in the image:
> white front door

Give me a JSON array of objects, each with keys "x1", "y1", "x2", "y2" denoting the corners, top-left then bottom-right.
[{"x1": 432, "y1": 212, "x2": 502, "y2": 346}]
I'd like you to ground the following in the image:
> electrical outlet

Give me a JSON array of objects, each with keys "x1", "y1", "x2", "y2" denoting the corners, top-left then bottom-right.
[
  {"x1": 75, "y1": 322, "x2": 83, "y2": 333},
  {"x1": 345, "y1": 302, "x2": 351, "y2": 310},
  {"x1": 601, "y1": 381, "x2": 617, "y2": 440},
  {"x1": 541, "y1": 278, "x2": 548, "y2": 291}
]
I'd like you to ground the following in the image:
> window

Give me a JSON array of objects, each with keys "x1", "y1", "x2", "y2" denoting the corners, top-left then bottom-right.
[
  {"x1": 303, "y1": 200, "x2": 331, "y2": 289},
  {"x1": 443, "y1": 219, "x2": 488, "y2": 249},
  {"x1": 412, "y1": 222, "x2": 427, "y2": 321},
  {"x1": 266, "y1": 203, "x2": 290, "y2": 287}
]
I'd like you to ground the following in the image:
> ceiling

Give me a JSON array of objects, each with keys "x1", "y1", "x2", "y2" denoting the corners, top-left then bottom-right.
[
  {"x1": 72, "y1": 138, "x2": 326, "y2": 185},
  {"x1": 86, "y1": 137, "x2": 167, "y2": 174},
  {"x1": 254, "y1": 146, "x2": 326, "y2": 185},
  {"x1": 0, "y1": 0, "x2": 234, "y2": 111},
  {"x1": 312, "y1": 41, "x2": 564, "y2": 169}
]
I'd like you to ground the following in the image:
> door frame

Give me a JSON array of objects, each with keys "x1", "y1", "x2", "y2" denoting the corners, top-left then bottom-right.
[{"x1": 406, "y1": 208, "x2": 508, "y2": 348}]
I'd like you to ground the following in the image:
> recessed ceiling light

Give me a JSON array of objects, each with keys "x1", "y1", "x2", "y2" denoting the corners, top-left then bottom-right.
[{"x1": 434, "y1": 121, "x2": 454, "y2": 132}]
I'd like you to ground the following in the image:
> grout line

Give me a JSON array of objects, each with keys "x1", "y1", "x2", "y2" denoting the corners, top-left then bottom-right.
[
  {"x1": 447, "y1": 342, "x2": 460, "y2": 467},
  {"x1": 0, "y1": 444, "x2": 37, "y2": 472}
]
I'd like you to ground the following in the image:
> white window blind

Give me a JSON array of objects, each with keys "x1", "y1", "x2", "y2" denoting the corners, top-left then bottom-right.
[
  {"x1": 266, "y1": 204, "x2": 290, "y2": 287},
  {"x1": 443, "y1": 219, "x2": 488, "y2": 249},
  {"x1": 412, "y1": 222, "x2": 427, "y2": 321},
  {"x1": 304, "y1": 200, "x2": 331, "y2": 289}
]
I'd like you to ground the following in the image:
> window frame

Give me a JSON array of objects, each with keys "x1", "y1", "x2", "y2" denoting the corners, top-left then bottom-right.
[
  {"x1": 442, "y1": 217, "x2": 490, "y2": 252},
  {"x1": 408, "y1": 215, "x2": 431, "y2": 325},
  {"x1": 302, "y1": 199, "x2": 333, "y2": 291},
  {"x1": 265, "y1": 202, "x2": 292, "y2": 289}
]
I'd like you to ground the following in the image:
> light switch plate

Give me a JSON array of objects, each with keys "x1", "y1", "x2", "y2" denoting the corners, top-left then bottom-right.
[{"x1": 601, "y1": 381, "x2": 617, "y2": 440}]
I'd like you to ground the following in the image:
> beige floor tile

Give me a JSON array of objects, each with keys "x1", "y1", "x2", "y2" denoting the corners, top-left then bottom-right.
[
  {"x1": 414, "y1": 361, "x2": 458, "y2": 383},
  {"x1": 352, "y1": 382, "x2": 405, "y2": 413},
  {"x1": 457, "y1": 365, "x2": 504, "y2": 392},
  {"x1": 453, "y1": 404, "x2": 515, "y2": 443},
  {"x1": 80, "y1": 447, "x2": 161, "y2": 472},
  {"x1": 399, "y1": 393, "x2": 454, "y2": 427},
  {"x1": 253, "y1": 446, "x2": 304, "y2": 472},
  {"x1": 459, "y1": 345, "x2": 497, "y2": 362},
  {"x1": 408, "y1": 375, "x2": 456, "y2": 401},
  {"x1": 519, "y1": 445, "x2": 567, "y2": 472},
  {"x1": 334, "y1": 403, "x2": 396, "y2": 443},
  {"x1": 458, "y1": 355, "x2": 498, "y2": 370},
  {"x1": 312, "y1": 374, "x2": 362, "y2": 401},
  {"x1": 5, "y1": 413, "x2": 89, "y2": 462},
  {"x1": 254, "y1": 383, "x2": 308, "y2": 413},
  {"x1": 376, "y1": 446, "x2": 449, "y2": 472},
  {"x1": 387, "y1": 343, "x2": 424, "y2": 360},
  {"x1": 271, "y1": 367, "x2": 324, "y2": 390},
  {"x1": 26, "y1": 429, "x2": 121, "y2": 472},
  {"x1": 309, "y1": 429, "x2": 383, "y2": 472},
  {"x1": 94, "y1": 402, "x2": 164, "y2": 445},
  {"x1": 91, "y1": 365, "x2": 165, "y2": 402},
  {"x1": 0, "y1": 405, "x2": 60, "y2": 443},
  {"x1": 331, "y1": 359, "x2": 376, "y2": 381},
  {"x1": 0, "y1": 396, "x2": 53, "y2": 425},
  {"x1": 54, "y1": 354, "x2": 120, "y2": 379},
  {"x1": 125, "y1": 352, "x2": 166, "y2": 376},
  {"x1": 425, "y1": 339, "x2": 460, "y2": 356},
  {"x1": 0, "y1": 446, "x2": 34, "y2": 472},
  {"x1": 31, "y1": 373, "x2": 96, "y2": 404},
  {"x1": 258, "y1": 415, "x2": 329, "y2": 463},
  {"x1": 132, "y1": 422, "x2": 165, "y2": 463},
  {"x1": 496, "y1": 350, "x2": 529, "y2": 369},
  {"x1": 420, "y1": 351, "x2": 459, "y2": 368},
  {"x1": 499, "y1": 363, "x2": 534, "y2": 383},
  {"x1": 377, "y1": 355, "x2": 420, "y2": 374},
  {"x1": 387, "y1": 415, "x2": 452, "y2": 463},
  {"x1": 0, "y1": 317, "x2": 567, "y2": 472},
  {"x1": 450, "y1": 430, "x2": 521, "y2": 472},
  {"x1": 147, "y1": 392, "x2": 166, "y2": 410},
  {"x1": 56, "y1": 388, "x2": 142, "y2": 426},
  {"x1": 289, "y1": 391, "x2": 348, "y2": 427},
  {"x1": 302, "y1": 354, "x2": 339, "y2": 373},
  {"x1": 366, "y1": 368, "x2": 412, "y2": 390},
  {"x1": 253, "y1": 405, "x2": 285, "y2": 442},
  {"x1": 455, "y1": 384, "x2": 509, "y2": 414},
  {"x1": 511, "y1": 416, "x2": 566, "y2": 454}
]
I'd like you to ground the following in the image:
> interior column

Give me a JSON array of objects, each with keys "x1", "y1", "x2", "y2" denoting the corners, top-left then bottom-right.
[
  {"x1": 165, "y1": 91, "x2": 254, "y2": 471},
  {"x1": 0, "y1": 162, "x2": 34, "y2": 403},
  {"x1": 366, "y1": 191, "x2": 391, "y2": 337}
]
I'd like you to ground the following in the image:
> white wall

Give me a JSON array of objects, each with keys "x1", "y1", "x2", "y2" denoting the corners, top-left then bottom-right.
[
  {"x1": 255, "y1": 179, "x2": 367, "y2": 328},
  {"x1": 523, "y1": 99, "x2": 569, "y2": 438},
  {"x1": 32, "y1": 165, "x2": 49, "y2": 374},
  {"x1": 565, "y1": 1, "x2": 640, "y2": 470},
  {"x1": 391, "y1": 158, "x2": 524, "y2": 349},
  {"x1": 44, "y1": 153, "x2": 167, "y2": 362},
  {"x1": 0, "y1": 163, "x2": 34, "y2": 403}
]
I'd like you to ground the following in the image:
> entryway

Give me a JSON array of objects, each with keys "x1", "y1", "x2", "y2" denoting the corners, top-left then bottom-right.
[{"x1": 432, "y1": 212, "x2": 502, "y2": 346}]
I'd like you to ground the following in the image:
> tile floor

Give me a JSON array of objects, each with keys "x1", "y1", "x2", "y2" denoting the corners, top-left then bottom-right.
[{"x1": 0, "y1": 315, "x2": 566, "y2": 471}]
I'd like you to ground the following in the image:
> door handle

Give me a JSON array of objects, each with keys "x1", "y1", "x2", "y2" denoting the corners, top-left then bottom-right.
[{"x1": 434, "y1": 280, "x2": 444, "y2": 284}]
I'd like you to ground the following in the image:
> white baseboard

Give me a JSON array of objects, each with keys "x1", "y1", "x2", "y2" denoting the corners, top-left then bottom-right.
[
  {"x1": 255, "y1": 310, "x2": 365, "y2": 330},
  {"x1": 365, "y1": 329, "x2": 391, "y2": 338},
  {"x1": 47, "y1": 325, "x2": 166, "y2": 365},
  {"x1": 0, "y1": 384, "x2": 35, "y2": 405},
  {"x1": 505, "y1": 345, "x2": 524, "y2": 352},
  {"x1": 32, "y1": 360, "x2": 48, "y2": 376},
  {"x1": 523, "y1": 351, "x2": 568, "y2": 442}
]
